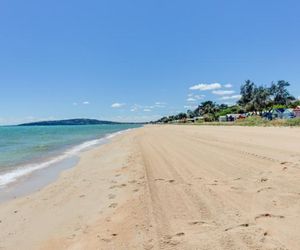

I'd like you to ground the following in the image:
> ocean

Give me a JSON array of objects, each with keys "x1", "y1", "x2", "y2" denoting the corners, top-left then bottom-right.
[{"x1": 0, "y1": 124, "x2": 140, "y2": 188}]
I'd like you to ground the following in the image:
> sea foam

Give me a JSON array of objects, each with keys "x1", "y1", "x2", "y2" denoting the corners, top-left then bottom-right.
[{"x1": 0, "y1": 129, "x2": 130, "y2": 188}]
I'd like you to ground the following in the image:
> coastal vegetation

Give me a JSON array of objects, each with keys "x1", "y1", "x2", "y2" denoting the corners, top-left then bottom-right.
[
  {"x1": 155, "y1": 80, "x2": 300, "y2": 126},
  {"x1": 18, "y1": 119, "x2": 141, "y2": 126}
]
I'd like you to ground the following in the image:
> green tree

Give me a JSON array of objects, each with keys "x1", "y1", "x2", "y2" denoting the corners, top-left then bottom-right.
[
  {"x1": 175, "y1": 113, "x2": 187, "y2": 120},
  {"x1": 187, "y1": 110, "x2": 196, "y2": 118},
  {"x1": 194, "y1": 101, "x2": 219, "y2": 120},
  {"x1": 252, "y1": 86, "x2": 272, "y2": 111},
  {"x1": 238, "y1": 80, "x2": 256, "y2": 111},
  {"x1": 270, "y1": 80, "x2": 295, "y2": 105}
]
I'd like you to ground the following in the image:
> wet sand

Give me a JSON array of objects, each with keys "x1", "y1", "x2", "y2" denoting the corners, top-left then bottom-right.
[{"x1": 1, "y1": 125, "x2": 300, "y2": 249}]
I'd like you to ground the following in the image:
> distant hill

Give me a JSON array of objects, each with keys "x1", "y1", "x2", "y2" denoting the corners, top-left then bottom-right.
[{"x1": 18, "y1": 118, "x2": 126, "y2": 126}]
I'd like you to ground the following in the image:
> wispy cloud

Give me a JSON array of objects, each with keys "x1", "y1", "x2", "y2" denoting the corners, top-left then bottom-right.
[
  {"x1": 194, "y1": 95, "x2": 205, "y2": 100},
  {"x1": 184, "y1": 105, "x2": 198, "y2": 110},
  {"x1": 111, "y1": 103, "x2": 125, "y2": 108},
  {"x1": 187, "y1": 97, "x2": 196, "y2": 102},
  {"x1": 187, "y1": 94, "x2": 205, "y2": 102},
  {"x1": 224, "y1": 84, "x2": 233, "y2": 88},
  {"x1": 130, "y1": 102, "x2": 167, "y2": 112},
  {"x1": 130, "y1": 104, "x2": 143, "y2": 112},
  {"x1": 72, "y1": 101, "x2": 90, "y2": 106},
  {"x1": 212, "y1": 90, "x2": 235, "y2": 96},
  {"x1": 220, "y1": 95, "x2": 241, "y2": 100},
  {"x1": 154, "y1": 102, "x2": 167, "y2": 108},
  {"x1": 190, "y1": 83, "x2": 221, "y2": 91}
]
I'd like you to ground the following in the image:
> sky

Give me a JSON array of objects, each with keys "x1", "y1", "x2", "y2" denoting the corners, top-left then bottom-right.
[{"x1": 0, "y1": 0, "x2": 300, "y2": 124}]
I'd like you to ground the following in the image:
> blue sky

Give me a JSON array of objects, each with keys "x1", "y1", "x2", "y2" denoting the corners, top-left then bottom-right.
[{"x1": 0, "y1": 0, "x2": 299, "y2": 124}]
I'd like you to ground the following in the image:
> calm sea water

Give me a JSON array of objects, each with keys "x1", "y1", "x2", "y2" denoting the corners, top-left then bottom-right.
[{"x1": 0, "y1": 124, "x2": 140, "y2": 187}]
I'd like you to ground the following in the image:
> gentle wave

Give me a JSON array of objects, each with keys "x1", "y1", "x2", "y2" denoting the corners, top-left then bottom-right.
[{"x1": 0, "y1": 129, "x2": 130, "y2": 188}]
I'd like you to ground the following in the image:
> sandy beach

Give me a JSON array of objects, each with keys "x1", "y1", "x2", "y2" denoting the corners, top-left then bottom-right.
[{"x1": 1, "y1": 125, "x2": 300, "y2": 249}]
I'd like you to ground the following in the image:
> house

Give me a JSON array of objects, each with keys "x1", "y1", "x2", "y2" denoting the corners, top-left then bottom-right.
[
  {"x1": 219, "y1": 116, "x2": 227, "y2": 122},
  {"x1": 271, "y1": 108, "x2": 285, "y2": 119},
  {"x1": 294, "y1": 106, "x2": 300, "y2": 118},
  {"x1": 226, "y1": 114, "x2": 242, "y2": 121},
  {"x1": 187, "y1": 116, "x2": 204, "y2": 123},
  {"x1": 268, "y1": 108, "x2": 295, "y2": 120},
  {"x1": 282, "y1": 109, "x2": 295, "y2": 119}
]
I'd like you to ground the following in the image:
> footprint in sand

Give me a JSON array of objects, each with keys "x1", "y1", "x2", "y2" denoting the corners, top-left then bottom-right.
[
  {"x1": 260, "y1": 178, "x2": 268, "y2": 183},
  {"x1": 108, "y1": 194, "x2": 116, "y2": 199},
  {"x1": 225, "y1": 223, "x2": 250, "y2": 232},
  {"x1": 188, "y1": 221, "x2": 206, "y2": 226},
  {"x1": 110, "y1": 184, "x2": 127, "y2": 189},
  {"x1": 154, "y1": 178, "x2": 165, "y2": 181},
  {"x1": 195, "y1": 177, "x2": 203, "y2": 180},
  {"x1": 162, "y1": 233, "x2": 185, "y2": 246},
  {"x1": 101, "y1": 238, "x2": 112, "y2": 243},
  {"x1": 128, "y1": 180, "x2": 137, "y2": 184},
  {"x1": 280, "y1": 161, "x2": 289, "y2": 165},
  {"x1": 257, "y1": 187, "x2": 272, "y2": 193},
  {"x1": 255, "y1": 213, "x2": 285, "y2": 220},
  {"x1": 109, "y1": 203, "x2": 118, "y2": 208},
  {"x1": 168, "y1": 180, "x2": 175, "y2": 183}
]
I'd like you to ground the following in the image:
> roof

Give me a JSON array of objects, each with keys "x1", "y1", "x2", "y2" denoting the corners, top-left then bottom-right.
[
  {"x1": 283, "y1": 109, "x2": 294, "y2": 113},
  {"x1": 294, "y1": 106, "x2": 300, "y2": 111}
]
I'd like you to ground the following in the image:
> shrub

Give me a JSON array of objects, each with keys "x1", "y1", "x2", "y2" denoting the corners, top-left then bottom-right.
[{"x1": 285, "y1": 118, "x2": 300, "y2": 126}]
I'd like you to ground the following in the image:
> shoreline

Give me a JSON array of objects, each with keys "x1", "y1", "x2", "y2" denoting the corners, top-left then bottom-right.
[
  {"x1": 0, "y1": 128, "x2": 134, "y2": 204},
  {"x1": 1, "y1": 125, "x2": 300, "y2": 249}
]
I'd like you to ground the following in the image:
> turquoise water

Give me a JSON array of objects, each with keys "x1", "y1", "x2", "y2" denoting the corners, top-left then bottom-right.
[{"x1": 0, "y1": 124, "x2": 140, "y2": 187}]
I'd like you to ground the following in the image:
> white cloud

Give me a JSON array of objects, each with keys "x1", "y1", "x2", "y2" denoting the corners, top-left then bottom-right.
[
  {"x1": 184, "y1": 105, "x2": 198, "y2": 109},
  {"x1": 83, "y1": 101, "x2": 90, "y2": 105},
  {"x1": 194, "y1": 94, "x2": 205, "y2": 100},
  {"x1": 187, "y1": 97, "x2": 196, "y2": 102},
  {"x1": 187, "y1": 94, "x2": 205, "y2": 102},
  {"x1": 154, "y1": 102, "x2": 166, "y2": 108},
  {"x1": 155, "y1": 102, "x2": 166, "y2": 105},
  {"x1": 111, "y1": 103, "x2": 125, "y2": 108},
  {"x1": 220, "y1": 95, "x2": 242, "y2": 100},
  {"x1": 212, "y1": 90, "x2": 235, "y2": 95},
  {"x1": 130, "y1": 102, "x2": 167, "y2": 112},
  {"x1": 224, "y1": 84, "x2": 233, "y2": 88},
  {"x1": 130, "y1": 104, "x2": 142, "y2": 112},
  {"x1": 190, "y1": 83, "x2": 221, "y2": 91}
]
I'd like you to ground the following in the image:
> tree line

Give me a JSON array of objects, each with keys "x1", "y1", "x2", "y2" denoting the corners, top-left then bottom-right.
[{"x1": 156, "y1": 80, "x2": 300, "y2": 123}]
